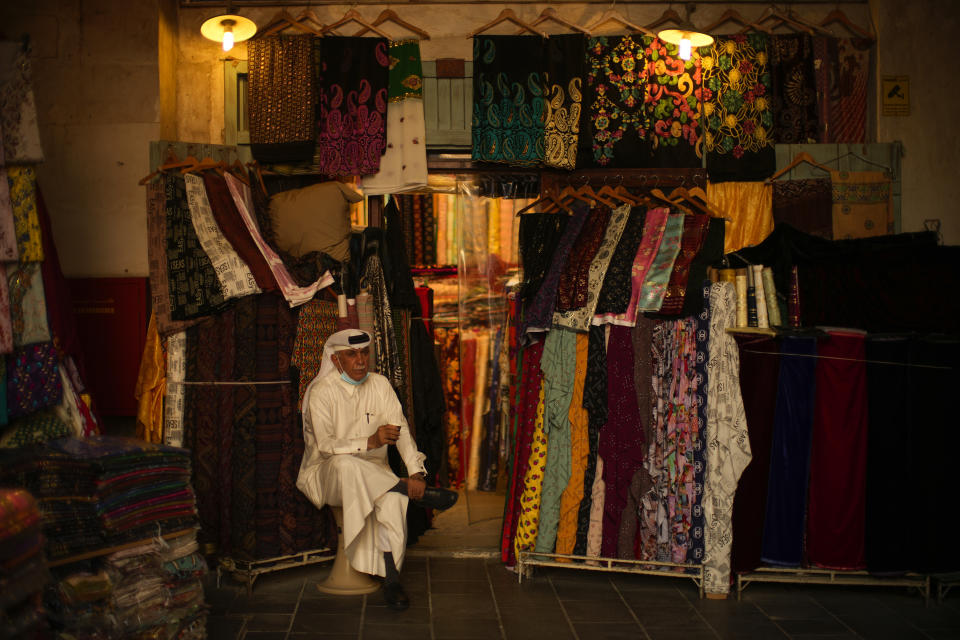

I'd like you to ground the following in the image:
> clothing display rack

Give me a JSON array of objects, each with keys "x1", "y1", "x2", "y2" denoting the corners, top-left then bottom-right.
[
  {"x1": 217, "y1": 548, "x2": 336, "y2": 596},
  {"x1": 736, "y1": 568, "x2": 931, "y2": 605}
]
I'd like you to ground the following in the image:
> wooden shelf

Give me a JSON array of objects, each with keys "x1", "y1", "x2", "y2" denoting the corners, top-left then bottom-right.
[{"x1": 47, "y1": 528, "x2": 197, "y2": 568}]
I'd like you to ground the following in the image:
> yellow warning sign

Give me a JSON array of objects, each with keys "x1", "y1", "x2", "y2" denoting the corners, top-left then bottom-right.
[{"x1": 882, "y1": 76, "x2": 909, "y2": 116}]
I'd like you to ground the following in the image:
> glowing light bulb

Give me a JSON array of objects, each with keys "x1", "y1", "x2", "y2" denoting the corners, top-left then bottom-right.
[
  {"x1": 678, "y1": 36, "x2": 692, "y2": 61},
  {"x1": 222, "y1": 29, "x2": 234, "y2": 52}
]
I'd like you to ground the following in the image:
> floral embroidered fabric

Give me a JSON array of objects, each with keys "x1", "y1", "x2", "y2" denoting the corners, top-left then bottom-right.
[
  {"x1": 636, "y1": 212, "x2": 684, "y2": 312},
  {"x1": 658, "y1": 214, "x2": 710, "y2": 315},
  {"x1": 555, "y1": 207, "x2": 610, "y2": 312},
  {"x1": 702, "y1": 34, "x2": 776, "y2": 182},
  {"x1": 594, "y1": 207, "x2": 647, "y2": 316},
  {"x1": 0, "y1": 41, "x2": 44, "y2": 163},
  {"x1": 313, "y1": 37, "x2": 390, "y2": 176},
  {"x1": 6, "y1": 166, "x2": 43, "y2": 262},
  {"x1": 768, "y1": 34, "x2": 818, "y2": 145},
  {"x1": 644, "y1": 37, "x2": 703, "y2": 168},
  {"x1": 472, "y1": 36, "x2": 548, "y2": 166}
]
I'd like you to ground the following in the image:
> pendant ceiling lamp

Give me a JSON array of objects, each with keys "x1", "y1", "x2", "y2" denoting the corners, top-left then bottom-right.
[
  {"x1": 201, "y1": 3, "x2": 257, "y2": 52},
  {"x1": 657, "y1": 4, "x2": 713, "y2": 61}
]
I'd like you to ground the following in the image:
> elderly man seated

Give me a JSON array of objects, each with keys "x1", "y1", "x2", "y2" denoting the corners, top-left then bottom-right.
[{"x1": 296, "y1": 329, "x2": 457, "y2": 610}]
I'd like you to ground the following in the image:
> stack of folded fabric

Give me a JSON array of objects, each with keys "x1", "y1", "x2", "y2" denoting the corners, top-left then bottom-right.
[
  {"x1": 0, "y1": 488, "x2": 48, "y2": 638},
  {"x1": 160, "y1": 533, "x2": 208, "y2": 638}
]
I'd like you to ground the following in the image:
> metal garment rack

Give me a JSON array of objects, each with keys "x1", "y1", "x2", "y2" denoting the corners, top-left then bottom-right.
[
  {"x1": 217, "y1": 548, "x2": 336, "y2": 596},
  {"x1": 517, "y1": 551, "x2": 705, "y2": 598},
  {"x1": 736, "y1": 567, "x2": 931, "y2": 605}
]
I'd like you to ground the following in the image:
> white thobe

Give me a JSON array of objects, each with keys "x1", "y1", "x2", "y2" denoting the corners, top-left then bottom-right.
[{"x1": 296, "y1": 371, "x2": 427, "y2": 577}]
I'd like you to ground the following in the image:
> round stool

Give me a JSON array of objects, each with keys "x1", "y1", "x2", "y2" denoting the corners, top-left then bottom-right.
[{"x1": 317, "y1": 506, "x2": 380, "y2": 595}]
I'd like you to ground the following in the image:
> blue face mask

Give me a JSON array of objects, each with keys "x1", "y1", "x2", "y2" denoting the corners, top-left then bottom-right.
[{"x1": 341, "y1": 371, "x2": 369, "y2": 386}]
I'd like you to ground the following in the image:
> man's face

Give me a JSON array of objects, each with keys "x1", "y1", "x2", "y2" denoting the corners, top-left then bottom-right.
[{"x1": 334, "y1": 346, "x2": 370, "y2": 381}]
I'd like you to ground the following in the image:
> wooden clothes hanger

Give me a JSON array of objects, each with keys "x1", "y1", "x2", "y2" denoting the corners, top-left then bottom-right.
[
  {"x1": 767, "y1": 151, "x2": 834, "y2": 182},
  {"x1": 824, "y1": 150, "x2": 891, "y2": 174},
  {"x1": 469, "y1": 9, "x2": 548, "y2": 38},
  {"x1": 749, "y1": 6, "x2": 815, "y2": 35},
  {"x1": 526, "y1": 8, "x2": 591, "y2": 35},
  {"x1": 515, "y1": 188, "x2": 571, "y2": 215},
  {"x1": 354, "y1": 9, "x2": 431, "y2": 40},
  {"x1": 260, "y1": 10, "x2": 323, "y2": 37},
  {"x1": 819, "y1": 9, "x2": 875, "y2": 41},
  {"x1": 585, "y1": 10, "x2": 655, "y2": 37},
  {"x1": 702, "y1": 9, "x2": 772, "y2": 35},
  {"x1": 322, "y1": 10, "x2": 391, "y2": 39},
  {"x1": 645, "y1": 7, "x2": 686, "y2": 32}
]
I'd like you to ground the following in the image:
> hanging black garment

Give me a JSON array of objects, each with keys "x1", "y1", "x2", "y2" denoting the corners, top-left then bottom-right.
[
  {"x1": 381, "y1": 198, "x2": 422, "y2": 312},
  {"x1": 768, "y1": 34, "x2": 818, "y2": 145},
  {"x1": 594, "y1": 207, "x2": 647, "y2": 316},
  {"x1": 543, "y1": 34, "x2": 588, "y2": 170},
  {"x1": 679, "y1": 217, "x2": 726, "y2": 317},
  {"x1": 518, "y1": 212, "x2": 568, "y2": 308},
  {"x1": 573, "y1": 324, "x2": 607, "y2": 555}
]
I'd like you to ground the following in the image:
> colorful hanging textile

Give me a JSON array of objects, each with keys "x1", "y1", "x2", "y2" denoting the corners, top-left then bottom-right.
[
  {"x1": 598, "y1": 208, "x2": 668, "y2": 327},
  {"x1": 680, "y1": 217, "x2": 726, "y2": 318},
  {"x1": 520, "y1": 202, "x2": 590, "y2": 344},
  {"x1": 0, "y1": 264, "x2": 11, "y2": 354},
  {"x1": 0, "y1": 126, "x2": 20, "y2": 262},
  {"x1": 555, "y1": 204, "x2": 632, "y2": 332},
  {"x1": 314, "y1": 36, "x2": 390, "y2": 176},
  {"x1": 436, "y1": 326, "x2": 462, "y2": 488},
  {"x1": 658, "y1": 214, "x2": 710, "y2": 315},
  {"x1": 554, "y1": 207, "x2": 610, "y2": 312},
  {"x1": 8, "y1": 263, "x2": 50, "y2": 347},
  {"x1": 6, "y1": 341, "x2": 61, "y2": 420},
  {"x1": 644, "y1": 37, "x2": 703, "y2": 168},
  {"x1": 422, "y1": 194, "x2": 436, "y2": 265},
  {"x1": 146, "y1": 181, "x2": 200, "y2": 336},
  {"x1": 555, "y1": 332, "x2": 590, "y2": 555},
  {"x1": 574, "y1": 325, "x2": 607, "y2": 555},
  {"x1": 702, "y1": 282, "x2": 751, "y2": 595},
  {"x1": 163, "y1": 174, "x2": 227, "y2": 321},
  {"x1": 472, "y1": 35, "x2": 547, "y2": 166},
  {"x1": 772, "y1": 178, "x2": 833, "y2": 240},
  {"x1": 512, "y1": 383, "x2": 548, "y2": 560},
  {"x1": 831, "y1": 170, "x2": 893, "y2": 239},
  {"x1": 706, "y1": 181, "x2": 773, "y2": 253},
  {"x1": 361, "y1": 40, "x2": 428, "y2": 194},
  {"x1": 163, "y1": 331, "x2": 186, "y2": 447},
  {"x1": 814, "y1": 37, "x2": 870, "y2": 144},
  {"x1": 0, "y1": 41, "x2": 44, "y2": 163},
  {"x1": 6, "y1": 166, "x2": 43, "y2": 262},
  {"x1": 593, "y1": 208, "x2": 647, "y2": 318},
  {"x1": 183, "y1": 174, "x2": 260, "y2": 301},
  {"x1": 702, "y1": 34, "x2": 776, "y2": 182},
  {"x1": 768, "y1": 34, "x2": 818, "y2": 145},
  {"x1": 362, "y1": 255, "x2": 402, "y2": 389},
  {"x1": 134, "y1": 312, "x2": 165, "y2": 444},
  {"x1": 412, "y1": 195, "x2": 423, "y2": 266},
  {"x1": 687, "y1": 285, "x2": 712, "y2": 565},
  {"x1": 247, "y1": 35, "x2": 317, "y2": 164},
  {"x1": 580, "y1": 35, "x2": 652, "y2": 168},
  {"x1": 544, "y1": 34, "x2": 587, "y2": 169},
  {"x1": 290, "y1": 299, "x2": 339, "y2": 408},
  {"x1": 224, "y1": 173, "x2": 333, "y2": 307},
  {"x1": 636, "y1": 212, "x2": 684, "y2": 313},
  {"x1": 202, "y1": 173, "x2": 277, "y2": 293},
  {"x1": 806, "y1": 331, "x2": 868, "y2": 570}
]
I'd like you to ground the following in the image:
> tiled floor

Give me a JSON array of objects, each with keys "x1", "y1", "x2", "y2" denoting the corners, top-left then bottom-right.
[{"x1": 205, "y1": 557, "x2": 960, "y2": 640}]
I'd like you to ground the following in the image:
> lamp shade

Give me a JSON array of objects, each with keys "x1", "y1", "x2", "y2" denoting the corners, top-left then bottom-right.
[
  {"x1": 201, "y1": 14, "x2": 257, "y2": 51},
  {"x1": 657, "y1": 28, "x2": 714, "y2": 48}
]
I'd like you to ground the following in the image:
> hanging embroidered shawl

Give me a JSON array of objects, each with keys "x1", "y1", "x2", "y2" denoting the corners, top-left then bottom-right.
[
  {"x1": 183, "y1": 174, "x2": 260, "y2": 301},
  {"x1": 6, "y1": 166, "x2": 43, "y2": 262},
  {"x1": 290, "y1": 299, "x2": 339, "y2": 408},
  {"x1": 644, "y1": 37, "x2": 703, "y2": 168},
  {"x1": 593, "y1": 208, "x2": 647, "y2": 318},
  {"x1": 599, "y1": 208, "x2": 669, "y2": 327},
  {"x1": 247, "y1": 35, "x2": 316, "y2": 164},
  {"x1": 580, "y1": 35, "x2": 652, "y2": 168},
  {"x1": 518, "y1": 213, "x2": 568, "y2": 307},
  {"x1": 636, "y1": 213, "x2": 684, "y2": 312},
  {"x1": 361, "y1": 40, "x2": 428, "y2": 194},
  {"x1": 554, "y1": 204, "x2": 632, "y2": 332},
  {"x1": 680, "y1": 217, "x2": 726, "y2": 318},
  {"x1": 0, "y1": 127, "x2": 20, "y2": 263},
  {"x1": 773, "y1": 178, "x2": 833, "y2": 240},
  {"x1": 657, "y1": 214, "x2": 710, "y2": 315},
  {"x1": 544, "y1": 34, "x2": 587, "y2": 170},
  {"x1": 0, "y1": 42, "x2": 43, "y2": 164},
  {"x1": 163, "y1": 174, "x2": 227, "y2": 321},
  {"x1": 8, "y1": 263, "x2": 50, "y2": 347},
  {"x1": 555, "y1": 207, "x2": 610, "y2": 312},
  {"x1": 702, "y1": 34, "x2": 776, "y2": 182},
  {"x1": 6, "y1": 342, "x2": 61, "y2": 420},
  {"x1": 768, "y1": 34, "x2": 818, "y2": 145},
  {"x1": 472, "y1": 35, "x2": 547, "y2": 166},
  {"x1": 831, "y1": 170, "x2": 893, "y2": 239},
  {"x1": 314, "y1": 36, "x2": 390, "y2": 177}
]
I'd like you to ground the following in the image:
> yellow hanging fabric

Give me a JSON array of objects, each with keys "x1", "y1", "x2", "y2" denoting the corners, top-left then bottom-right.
[
  {"x1": 513, "y1": 383, "x2": 548, "y2": 560},
  {"x1": 706, "y1": 181, "x2": 774, "y2": 254},
  {"x1": 134, "y1": 311, "x2": 166, "y2": 443},
  {"x1": 555, "y1": 332, "x2": 590, "y2": 556}
]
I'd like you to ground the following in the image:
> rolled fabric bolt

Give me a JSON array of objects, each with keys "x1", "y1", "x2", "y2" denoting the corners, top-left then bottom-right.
[
  {"x1": 762, "y1": 267, "x2": 781, "y2": 327},
  {"x1": 735, "y1": 274, "x2": 748, "y2": 327},
  {"x1": 753, "y1": 264, "x2": 769, "y2": 329},
  {"x1": 337, "y1": 293, "x2": 348, "y2": 317}
]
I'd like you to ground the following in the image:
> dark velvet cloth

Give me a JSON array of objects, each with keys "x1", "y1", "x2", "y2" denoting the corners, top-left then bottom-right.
[
  {"x1": 761, "y1": 336, "x2": 816, "y2": 567},
  {"x1": 769, "y1": 34, "x2": 818, "y2": 145},
  {"x1": 410, "y1": 319, "x2": 445, "y2": 484},
  {"x1": 599, "y1": 326, "x2": 645, "y2": 559},
  {"x1": 772, "y1": 179, "x2": 833, "y2": 241},
  {"x1": 595, "y1": 208, "x2": 647, "y2": 316},
  {"x1": 518, "y1": 213, "x2": 568, "y2": 308},
  {"x1": 202, "y1": 172, "x2": 278, "y2": 292},
  {"x1": 730, "y1": 335, "x2": 780, "y2": 574},
  {"x1": 806, "y1": 331, "x2": 868, "y2": 570},
  {"x1": 555, "y1": 207, "x2": 610, "y2": 312},
  {"x1": 501, "y1": 341, "x2": 544, "y2": 566},
  {"x1": 231, "y1": 296, "x2": 258, "y2": 559},
  {"x1": 520, "y1": 202, "x2": 591, "y2": 343},
  {"x1": 381, "y1": 198, "x2": 422, "y2": 312},
  {"x1": 864, "y1": 335, "x2": 913, "y2": 574},
  {"x1": 254, "y1": 294, "x2": 284, "y2": 558},
  {"x1": 679, "y1": 218, "x2": 725, "y2": 318},
  {"x1": 729, "y1": 225, "x2": 955, "y2": 334},
  {"x1": 479, "y1": 327, "x2": 504, "y2": 493},
  {"x1": 574, "y1": 325, "x2": 607, "y2": 555}
]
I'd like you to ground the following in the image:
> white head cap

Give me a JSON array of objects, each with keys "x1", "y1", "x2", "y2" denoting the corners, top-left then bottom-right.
[{"x1": 316, "y1": 329, "x2": 372, "y2": 381}]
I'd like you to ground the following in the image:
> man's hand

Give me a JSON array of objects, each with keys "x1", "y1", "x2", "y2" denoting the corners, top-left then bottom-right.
[
  {"x1": 367, "y1": 424, "x2": 401, "y2": 450},
  {"x1": 406, "y1": 473, "x2": 426, "y2": 500}
]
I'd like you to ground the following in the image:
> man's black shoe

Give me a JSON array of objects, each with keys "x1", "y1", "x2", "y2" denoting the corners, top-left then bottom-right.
[
  {"x1": 383, "y1": 581, "x2": 409, "y2": 611},
  {"x1": 415, "y1": 487, "x2": 459, "y2": 511}
]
